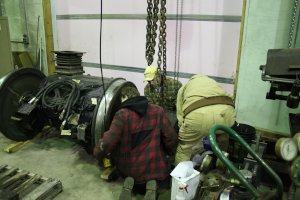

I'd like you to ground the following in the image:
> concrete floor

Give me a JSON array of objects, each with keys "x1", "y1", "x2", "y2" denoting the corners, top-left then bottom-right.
[
  {"x1": 0, "y1": 133, "x2": 171, "y2": 200},
  {"x1": 2, "y1": 132, "x2": 299, "y2": 200}
]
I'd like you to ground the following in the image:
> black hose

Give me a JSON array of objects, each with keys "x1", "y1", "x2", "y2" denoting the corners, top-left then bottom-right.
[{"x1": 38, "y1": 79, "x2": 80, "y2": 122}]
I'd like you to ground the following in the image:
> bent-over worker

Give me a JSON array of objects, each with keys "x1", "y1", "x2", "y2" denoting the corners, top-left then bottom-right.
[{"x1": 175, "y1": 74, "x2": 236, "y2": 164}]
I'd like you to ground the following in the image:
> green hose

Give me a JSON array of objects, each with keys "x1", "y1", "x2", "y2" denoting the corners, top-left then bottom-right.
[{"x1": 208, "y1": 124, "x2": 283, "y2": 199}]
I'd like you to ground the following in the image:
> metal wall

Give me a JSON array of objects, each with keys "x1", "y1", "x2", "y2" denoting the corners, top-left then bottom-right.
[
  {"x1": 1, "y1": 0, "x2": 48, "y2": 74},
  {"x1": 52, "y1": 0, "x2": 243, "y2": 94}
]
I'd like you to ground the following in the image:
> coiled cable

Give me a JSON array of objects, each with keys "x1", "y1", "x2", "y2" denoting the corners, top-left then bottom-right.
[{"x1": 29, "y1": 79, "x2": 80, "y2": 129}]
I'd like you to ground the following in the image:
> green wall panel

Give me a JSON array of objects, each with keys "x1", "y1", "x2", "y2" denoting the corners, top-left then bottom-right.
[{"x1": 236, "y1": 0, "x2": 298, "y2": 136}]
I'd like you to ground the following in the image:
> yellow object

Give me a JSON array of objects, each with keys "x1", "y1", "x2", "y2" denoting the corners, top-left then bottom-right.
[
  {"x1": 61, "y1": 129, "x2": 72, "y2": 136},
  {"x1": 103, "y1": 157, "x2": 112, "y2": 168},
  {"x1": 4, "y1": 141, "x2": 30, "y2": 153},
  {"x1": 216, "y1": 152, "x2": 229, "y2": 170},
  {"x1": 144, "y1": 66, "x2": 157, "y2": 81},
  {"x1": 100, "y1": 167, "x2": 116, "y2": 180},
  {"x1": 42, "y1": 0, "x2": 55, "y2": 75},
  {"x1": 228, "y1": 178, "x2": 240, "y2": 185}
]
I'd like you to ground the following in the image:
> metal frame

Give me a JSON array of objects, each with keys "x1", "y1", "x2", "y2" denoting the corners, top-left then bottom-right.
[
  {"x1": 56, "y1": 14, "x2": 241, "y2": 22},
  {"x1": 83, "y1": 62, "x2": 234, "y2": 84}
]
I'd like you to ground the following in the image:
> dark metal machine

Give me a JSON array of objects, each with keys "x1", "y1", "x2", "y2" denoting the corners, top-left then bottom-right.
[
  {"x1": 0, "y1": 67, "x2": 138, "y2": 151},
  {"x1": 260, "y1": 49, "x2": 300, "y2": 109},
  {"x1": 258, "y1": 48, "x2": 300, "y2": 198},
  {"x1": 260, "y1": 49, "x2": 300, "y2": 134}
]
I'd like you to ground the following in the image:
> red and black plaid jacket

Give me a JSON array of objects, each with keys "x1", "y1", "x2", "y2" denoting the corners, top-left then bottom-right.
[{"x1": 100, "y1": 102, "x2": 178, "y2": 184}]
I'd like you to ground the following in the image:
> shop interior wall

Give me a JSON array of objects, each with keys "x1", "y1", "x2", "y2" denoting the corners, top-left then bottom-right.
[
  {"x1": 235, "y1": 0, "x2": 299, "y2": 136},
  {"x1": 1, "y1": 0, "x2": 48, "y2": 74},
  {"x1": 53, "y1": 0, "x2": 242, "y2": 94},
  {"x1": 2, "y1": 0, "x2": 296, "y2": 136}
]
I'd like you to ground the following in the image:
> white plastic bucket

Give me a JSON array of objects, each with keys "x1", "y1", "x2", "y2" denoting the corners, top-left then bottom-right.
[{"x1": 171, "y1": 169, "x2": 200, "y2": 200}]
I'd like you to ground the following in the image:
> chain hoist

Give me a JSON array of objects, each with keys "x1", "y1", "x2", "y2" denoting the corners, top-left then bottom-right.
[
  {"x1": 288, "y1": 0, "x2": 299, "y2": 48},
  {"x1": 145, "y1": 0, "x2": 167, "y2": 77},
  {"x1": 157, "y1": 0, "x2": 167, "y2": 78},
  {"x1": 145, "y1": 0, "x2": 168, "y2": 101},
  {"x1": 146, "y1": 0, "x2": 159, "y2": 67},
  {"x1": 174, "y1": 0, "x2": 183, "y2": 83}
]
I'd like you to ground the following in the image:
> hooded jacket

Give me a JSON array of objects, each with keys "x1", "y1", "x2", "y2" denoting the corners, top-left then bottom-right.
[{"x1": 98, "y1": 96, "x2": 178, "y2": 183}]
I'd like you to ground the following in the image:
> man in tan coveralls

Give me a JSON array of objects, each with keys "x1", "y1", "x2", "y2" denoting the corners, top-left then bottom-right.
[{"x1": 175, "y1": 74, "x2": 236, "y2": 164}]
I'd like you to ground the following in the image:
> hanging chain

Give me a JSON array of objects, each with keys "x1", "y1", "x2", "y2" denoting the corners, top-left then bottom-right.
[
  {"x1": 174, "y1": 0, "x2": 183, "y2": 83},
  {"x1": 145, "y1": 0, "x2": 168, "y2": 99},
  {"x1": 156, "y1": 0, "x2": 167, "y2": 99},
  {"x1": 157, "y1": 0, "x2": 167, "y2": 76},
  {"x1": 146, "y1": 0, "x2": 159, "y2": 66},
  {"x1": 145, "y1": 0, "x2": 153, "y2": 66},
  {"x1": 146, "y1": 0, "x2": 167, "y2": 99},
  {"x1": 161, "y1": 0, "x2": 167, "y2": 77},
  {"x1": 145, "y1": 0, "x2": 167, "y2": 75},
  {"x1": 288, "y1": 0, "x2": 299, "y2": 48}
]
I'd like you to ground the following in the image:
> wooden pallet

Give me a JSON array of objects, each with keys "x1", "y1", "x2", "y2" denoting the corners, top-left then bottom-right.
[{"x1": 0, "y1": 164, "x2": 63, "y2": 200}]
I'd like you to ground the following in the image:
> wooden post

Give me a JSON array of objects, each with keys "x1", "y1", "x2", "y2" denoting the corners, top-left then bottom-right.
[
  {"x1": 234, "y1": 0, "x2": 247, "y2": 99},
  {"x1": 42, "y1": 0, "x2": 55, "y2": 75}
]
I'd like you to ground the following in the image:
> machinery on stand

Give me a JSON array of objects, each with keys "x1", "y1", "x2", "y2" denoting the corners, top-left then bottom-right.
[
  {"x1": 0, "y1": 51, "x2": 139, "y2": 153},
  {"x1": 259, "y1": 48, "x2": 300, "y2": 198},
  {"x1": 192, "y1": 124, "x2": 283, "y2": 200},
  {"x1": 206, "y1": 125, "x2": 283, "y2": 200},
  {"x1": 191, "y1": 49, "x2": 300, "y2": 200},
  {"x1": 260, "y1": 49, "x2": 300, "y2": 133}
]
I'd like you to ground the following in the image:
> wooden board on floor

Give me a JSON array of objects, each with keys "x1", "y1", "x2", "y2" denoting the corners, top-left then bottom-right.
[{"x1": 0, "y1": 164, "x2": 63, "y2": 199}]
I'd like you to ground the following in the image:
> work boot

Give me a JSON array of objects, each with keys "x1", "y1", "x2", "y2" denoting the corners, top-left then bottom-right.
[
  {"x1": 119, "y1": 177, "x2": 134, "y2": 200},
  {"x1": 144, "y1": 180, "x2": 157, "y2": 200}
]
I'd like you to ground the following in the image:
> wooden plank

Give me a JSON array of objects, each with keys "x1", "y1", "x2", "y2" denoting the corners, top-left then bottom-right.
[
  {"x1": 0, "y1": 164, "x2": 8, "y2": 171},
  {"x1": 37, "y1": 180, "x2": 62, "y2": 200},
  {"x1": 233, "y1": 0, "x2": 247, "y2": 99},
  {"x1": 12, "y1": 174, "x2": 41, "y2": 194},
  {"x1": 22, "y1": 179, "x2": 62, "y2": 200},
  {"x1": 42, "y1": 0, "x2": 55, "y2": 75},
  {"x1": 1, "y1": 171, "x2": 29, "y2": 188},
  {"x1": 4, "y1": 141, "x2": 30, "y2": 153},
  {"x1": 0, "y1": 165, "x2": 62, "y2": 199},
  {"x1": 0, "y1": 168, "x2": 18, "y2": 181}
]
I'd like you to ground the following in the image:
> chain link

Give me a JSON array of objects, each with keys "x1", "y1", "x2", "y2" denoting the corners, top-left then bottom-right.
[
  {"x1": 146, "y1": 0, "x2": 153, "y2": 66},
  {"x1": 157, "y1": 1, "x2": 166, "y2": 72},
  {"x1": 174, "y1": 0, "x2": 183, "y2": 83},
  {"x1": 146, "y1": 0, "x2": 159, "y2": 66},
  {"x1": 145, "y1": 0, "x2": 167, "y2": 98},
  {"x1": 157, "y1": 0, "x2": 167, "y2": 97},
  {"x1": 161, "y1": 0, "x2": 167, "y2": 77},
  {"x1": 146, "y1": 0, "x2": 167, "y2": 74},
  {"x1": 288, "y1": 0, "x2": 299, "y2": 48}
]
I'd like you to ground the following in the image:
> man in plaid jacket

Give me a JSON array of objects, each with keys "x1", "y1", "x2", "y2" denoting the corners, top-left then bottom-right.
[{"x1": 94, "y1": 87, "x2": 178, "y2": 200}]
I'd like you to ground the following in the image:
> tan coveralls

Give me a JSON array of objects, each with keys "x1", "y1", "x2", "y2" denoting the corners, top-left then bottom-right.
[{"x1": 175, "y1": 74, "x2": 236, "y2": 164}]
